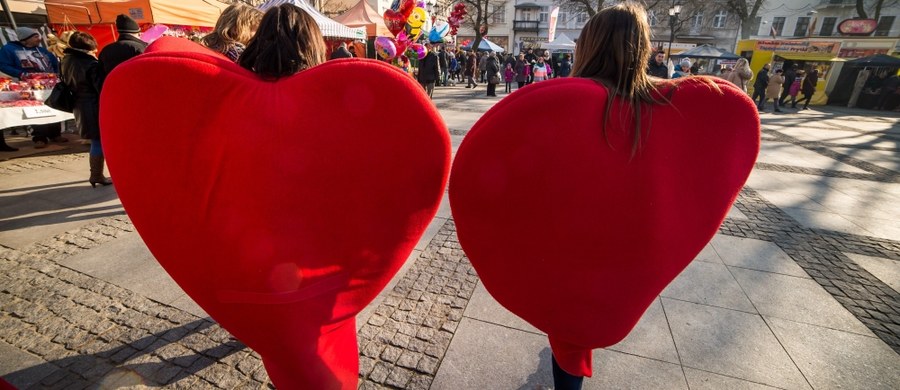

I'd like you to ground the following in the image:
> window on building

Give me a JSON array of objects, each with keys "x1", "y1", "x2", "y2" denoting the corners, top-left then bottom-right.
[
  {"x1": 752, "y1": 16, "x2": 762, "y2": 35},
  {"x1": 560, "y1": 12, "x2": 568, "y2": 24},
  {"x1": 691, "y1": 11, "x2": 703, "y2": 30},
  {"x1": 876, "y1": 16, "x2": 895, "y2": 36},
  {"x1": 819, "y1": 17, "x2": 837, "y2": 36},
  {"x1": 794, "y1": 17, "x2": 810, "y2": 36},
  {"x1": 576, "y1": 12, "x2": 588, "y2": 23},
  {"x1": 540, "y1": 6, "x2": 548, "y2": 23},
  {"x1": 771, "y1": 17, "x2": 786, "y2": 36},
  {"x1": 490, "y1": 5, "x2": 505, "y2": 23},
  {"x1": 522, "y1": 9, "x2": 534, "y2": 21},
  {"x1": 713, "y1": 10, "x2": 727, "y2": 28},
  {"x1": 828, "y1": 0, "x2": 843, "y2": 4}
]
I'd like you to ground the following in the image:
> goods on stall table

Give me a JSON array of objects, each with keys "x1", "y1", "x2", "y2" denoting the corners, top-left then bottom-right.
[{"x1": 0, "y1": 74, "x2": 59, "y2": 107}]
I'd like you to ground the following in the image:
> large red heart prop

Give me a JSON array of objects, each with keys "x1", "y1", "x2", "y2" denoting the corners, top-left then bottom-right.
[
  {"x1": 100, "y1": 37, "x2": 451, "y2": 389},
  {"x1": 384, "y1": 0, "x2": 416, "y2": 36},
  {"x1": 449, "y1": 77, "x2": 759, "y2": 376}
]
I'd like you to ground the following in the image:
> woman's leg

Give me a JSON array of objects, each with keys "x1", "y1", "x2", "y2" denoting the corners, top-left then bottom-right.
[
  {"x1": 551, "y1": 355, "x2": 584, "y2": 390},
  {"x1": 88, "y1": 138, "x2": 112, "y2": 187}
]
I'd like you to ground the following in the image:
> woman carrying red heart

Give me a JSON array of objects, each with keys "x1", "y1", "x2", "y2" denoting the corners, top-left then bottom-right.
[{"x1": 449, "y1": 3, "x2": 759, "y2": 390}]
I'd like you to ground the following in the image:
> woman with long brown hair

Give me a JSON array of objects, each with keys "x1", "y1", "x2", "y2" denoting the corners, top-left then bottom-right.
[
  {"x1": 202, "y1": 3, "x2": 263, "y2": 62},
  {"x1": 238, "y1": 3, "x2": 326, "y2": 79}
]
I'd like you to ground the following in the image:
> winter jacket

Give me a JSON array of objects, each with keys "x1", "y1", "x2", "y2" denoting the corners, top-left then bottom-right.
[
  {"x1": 647, "y1": 60, "x2": 668, "y2": 78},
  {"x1": 724, "y1": 65, "x2": 753, "y2": 92},
  {"x1": 0, "y1": 41, "x2": 59, "y2": 78},
  {"x1": 417, "y1": 51, "x2": 440, "y2": 83},
  {"x1": 754, "y1": 68, "x2": 770, "y2": 90},
  {"x1": 559, "y1": 58, "x2": 572, "y2": 77},
  {"x1": 464, "y1": 53, "x2": 477, "y2": 76},
  {"x1": 60, "y1": 48, "x2": 102, "y2": 139},
  {"x1": 514, "y1": 59, "x2": 528, "y2": 83},
  {"x1": 99, "y1": 34, "x2": 148, "y2": 77},
  {"x1": 802, "y1": 72, "x2": 818, "y2": 95},
  {"x1": 485, "y1": 56, "x2": 500, "y2": 84},
  {"x1": 766, "y1": 74, "x2": 784, "y2": 99}
]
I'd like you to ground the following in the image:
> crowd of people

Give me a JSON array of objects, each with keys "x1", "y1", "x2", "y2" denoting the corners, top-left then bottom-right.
[
  {"x1": 412, "y1": 45, "x2": 573, "y2": 98},
  {"x1": 646, "y1": 49, "x2": 822, "y2": 113}
]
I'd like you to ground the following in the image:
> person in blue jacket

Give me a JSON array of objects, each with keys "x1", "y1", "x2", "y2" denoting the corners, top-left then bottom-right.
[{"x1": 0, "y1": 26, "x2": 64, "y2": 148}]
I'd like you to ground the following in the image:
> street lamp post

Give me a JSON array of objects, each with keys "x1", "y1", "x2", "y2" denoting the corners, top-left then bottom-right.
[{"x1": 667, "y1": 3, "x2": 682, "y2": 61}]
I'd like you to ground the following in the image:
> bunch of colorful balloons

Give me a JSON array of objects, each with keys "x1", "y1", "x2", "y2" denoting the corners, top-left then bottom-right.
[
  {"x1": 376, "y1": 0, "x2": 432, "y2": 62},
  {"x1": 447, "y1": 3, "x2": 467, "y2": 37}
]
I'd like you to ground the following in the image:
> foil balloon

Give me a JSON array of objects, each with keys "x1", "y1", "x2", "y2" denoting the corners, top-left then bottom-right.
[
  {"x1": 141, "y1": 24, "x2": 169, "y2": 44},
  {"x1": 405, "y1": 7, "x2": 429, "y2": 40},
  {"x1": 429, "y1": 21, "x2": 450, "y2": 43},
  {"x1": 394, "y1": 31, "x2": 412, "y2": 57},
  {"x1": 375, "y1": 36, "x2": 397, "y2": 60},
  {"x1": 409, "y1": 43, "x2": 426, "y2": 60},
  {"x1": 384, "y1": 0, "x2": 416, "y2": 36}
]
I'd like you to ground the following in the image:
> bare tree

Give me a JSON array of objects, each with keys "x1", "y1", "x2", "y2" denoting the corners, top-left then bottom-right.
[
  {"x1": 554, "y1": 0, "x2": 662, "y2": 18},
  {"x1": 855, "y1": 0, "x2": 895, "y2": 20},
  {"x1": 460, "y1": 0, "x2": 507, "y2": 52},
  {"x1": 724, "y1": 0, "x2": 766, "y2": 39}
]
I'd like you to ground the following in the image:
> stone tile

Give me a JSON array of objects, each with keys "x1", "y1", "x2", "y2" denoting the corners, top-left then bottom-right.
[
  {"x1": 780, "y1": 207, "x2": 868, "y2": 236},
  {"x1": 684, "y1": 368, "x2": 782, "y2": 389},
  {"x1": 844, "y1": 253, "x2": 900, "y2": 292},
  {"x1": 0, "y1": 340, "x2": 59, "y2": 389},
  {"x1": 841, "y1": 215, "x2": 900, "y2": 241},
  {"x1": 662, "y1": 298, "x2": 810, "y2": 390},
  {"x1": 463, "y1": 281, "x2": 542, "y2": 334},
  {"x1": 607, "y1": 298, "x2": 680, "y2": 365},
  {"x1": 757, "y1": 190, "x2": 829, "y2": 212},
  {"x1": 693, "y1": 243, "x2": 723, "y2": 265},
  {"x1": 730, "y1": 268, "x2": 873, "y2": 336},
  {"x1": 0, "y1": 166, "x2": 84, "y2": 192},
  {"x1": 756, "y1": 142, "x2": 867, "y2": 173},
  {"x1": 830, "y1": 147, "x2": 900, "y2": 172},
  {"x1": 662, "y1": 261, "x2": 756, "y2": 313},
  {"x1": 710, "y1": 235, "x2": 809, "y2": 278},
  {"x1": 0, "y1": 197, "x2": 123, "y2": 249},
  {"x1": 767, "y1": 316, "x2": 900, "y2": 390},
  {"x1": 726, "y1": 205, "x2": 748, "y2": 220},
  {"x1": 357, "y1": 249, "x2": 423, "y2": 332},
  {"x1": 439, "y1": 110, "x2": 482, "y2": 133},
  {"x1": 58, "y1": 232, "x2": 185, "y2": 306},
  {"x1": 431, "y1": 318, "x2": 552, "y2": 390},
  {"x1": 168, "y1": 295, "x2": 208, "y2": 319},
  {"x1": 416, "y1": 217, "x2": 447, "y2": 252},
  {"x1": 589, "y1": 349, "x2": 686, "y2": 389}
]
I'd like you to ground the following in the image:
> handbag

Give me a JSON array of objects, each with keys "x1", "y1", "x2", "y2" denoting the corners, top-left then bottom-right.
[
  {"x1": 490, "y1": 72, "x2": 501, "y2": 84},
  {"x1": 45, "y1": 80, "x2": 76, "y2": 113}
]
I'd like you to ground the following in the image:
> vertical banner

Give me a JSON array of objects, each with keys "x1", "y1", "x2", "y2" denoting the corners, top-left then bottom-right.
[{"x1": 548, "y1": 6, "x2": 560, "y2": 43}]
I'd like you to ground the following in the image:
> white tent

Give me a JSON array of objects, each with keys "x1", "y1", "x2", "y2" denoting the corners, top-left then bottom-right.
[
  {"x1": 258, "y1": 0, "x2": 366, "y2": 40},
  {"x1": 545, "y1": 33, "x2": 576, "y2": 51}
]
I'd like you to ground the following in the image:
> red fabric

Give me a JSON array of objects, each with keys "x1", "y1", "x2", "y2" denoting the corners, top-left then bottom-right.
[
  {"x1": 449, "y1": 77, "x2": 760, "y2": 377},
  {"x1": 100, "y1": 37, "x2": 450, "y2": 389}
]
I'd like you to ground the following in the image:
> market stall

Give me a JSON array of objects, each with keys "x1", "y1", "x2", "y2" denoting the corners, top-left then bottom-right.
[
  {"x1": 828, "y1": 54, "x2": 900, "y2": 109},
  {"x1": 0, "y1": 74, "x2": 72, "y2": 130},
  {"x1": 544, "y1": 33, "x2": 575, "y2": 52},
  {"x1": 43, "y1": 0, "x2": 230, "y2": 49},
  {"x1": 460, "y1": 38, "x2": 504, "y2": 52},
  {"x1": 257, "y1": 0, "x2": 365, "y2": 41},
  {"x1": 671, "y1": 44, "x2": 740, "y2": 74}
]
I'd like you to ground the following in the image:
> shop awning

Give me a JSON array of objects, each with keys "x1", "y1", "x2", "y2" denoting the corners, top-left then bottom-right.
[
  {"x1": 44, "y1": 0, "x2": 230, "y2": 27},
  {"x1": 776, "y1": 53, "x2": 845, "y2": 62},
  {"x1": 333, "y1": 0, "x2": 391, "y2": 37},
  {"x1": 258, "y1": 0, "x2": 366, "y2": 40}
]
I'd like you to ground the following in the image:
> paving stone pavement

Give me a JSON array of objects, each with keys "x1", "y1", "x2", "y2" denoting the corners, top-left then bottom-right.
[{"x1": 2, "y1": 91, "x2": 900, "y2": 389}]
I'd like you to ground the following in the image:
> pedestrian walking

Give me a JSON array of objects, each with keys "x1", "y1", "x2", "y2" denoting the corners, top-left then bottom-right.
[
  {"x1": 558, "y1": 53, "x2": 572, "y2": 77},
  {"x1": 794, "y1": 69, "x2": 818, "y2": 110},
  {"x1": 514, "y1": 53, "x2": 528, "y2": 89},
  {"x1": 465, "y1": 51, "x2": 477, "y2": 88},
  {"x1": 724, "y1": 57, "x2": 752, "y2": 92},
  {"x1": 99, "y1": 15, "x2": 148, "y2": 77},
  {"x1": 778, "y1": 64, "x2": 797, "y2": 106},
  {"x1": 416, "y1": 43, "x2": 440, "y2": 98},
  {"x1": 485, "y1": 52, "x2": 499, "y2": 97},
  {"x1": 478, "y1": 52, "x2": 487, "y2": 83},
  {"x1": 752, "y1": 63, "x2": 771, "y2": 109},
  {"x1": 503, "y1": 63, "x2": 516, "y2": 93},
  {"x1": 762, "y1": 68, "x2": 784, "y2": 113}
]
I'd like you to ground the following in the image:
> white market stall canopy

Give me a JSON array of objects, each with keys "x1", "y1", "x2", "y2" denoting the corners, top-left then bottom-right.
[
  {"x1": 257, "y1": 0, "x2": 366, "y2": 40},
  {"x1": 545, "y1": 33, "x2": 575, "y2": 51}
]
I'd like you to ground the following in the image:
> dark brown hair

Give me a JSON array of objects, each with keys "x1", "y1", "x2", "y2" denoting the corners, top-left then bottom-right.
[
  {"x1": 239, "y1": 4, "x2": 326, "y2": 79},
  {"x1": 67, "y1": 31, "x2": 98, "y2": 52},
  {"x1": 572, "y1": 2, "x2": 664, "y2": 154}
]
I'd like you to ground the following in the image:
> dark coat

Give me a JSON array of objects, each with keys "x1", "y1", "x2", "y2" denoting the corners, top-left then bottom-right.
[
  {"x1": 782, "y1": 68, "x2": 797, "y2": 91},
  {"x1": 754, "y1": 68, "x2": 770, "y2": 89},
  {"x1": 464, "y1": 53, "x2": 477, "y2": 76},
  {"x1": 514, "y1": 59, "x2": 528, "y2": 83},
  {"x1": 559, "y1": 58, "x2": 572, "y2": 77},
  {"x1": 437, "y1": 50, "x2": 449, "y2": 70},
  {"x1": 417, "y1": 51, "x2": 440, "y2": 83},
  {"x1": 330, "y1": 46, "x2": 352, "y2": 59},
  {"x1": 647, "y1": 60, "x2": 668, "y2": 78},
  {"x1": 99, "y1": 34, "x2": 148, "y2": 78},
  {"x1": 60, "y1": 49, "x2": 102, "y2": 139},
  {"x1": 485, "y1": 56, "x2": 500, "y2": 84},
  {"x1": 802, "y1": 72, "x2": 818, "y2": 94}
]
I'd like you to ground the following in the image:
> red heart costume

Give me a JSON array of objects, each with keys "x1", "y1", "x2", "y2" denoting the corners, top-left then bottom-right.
[
  {"x1": 100, "y1": 37, "x2": 451, "y2": 389},
  {"x1": 449, "y1": 77, "x2": 760, "y2": 377}
]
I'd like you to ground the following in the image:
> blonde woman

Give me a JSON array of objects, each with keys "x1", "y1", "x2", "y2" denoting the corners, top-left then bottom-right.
[
  {"x1": 725, "y1": 57, "x2": 753, "y2": 92},
  {"x1": 202, "y1": 3, "x2": 263, "y2": 62}
]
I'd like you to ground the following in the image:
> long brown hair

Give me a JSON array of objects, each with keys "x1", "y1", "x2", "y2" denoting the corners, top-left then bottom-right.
[
  {"x1": 572, "y1": 2, "x2": 663, "y2": 154},
  {"x1": 203, "y1": 4, "x2": 263, "y2": 53},
  {"x1": 238, "y1": 4, "x2": 326, "y2": 79}
]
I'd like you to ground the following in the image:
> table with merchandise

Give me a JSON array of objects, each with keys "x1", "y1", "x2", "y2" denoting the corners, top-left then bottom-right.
[{"x1": 0, "y1": 74, "x2": 73, "y2": 130}]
